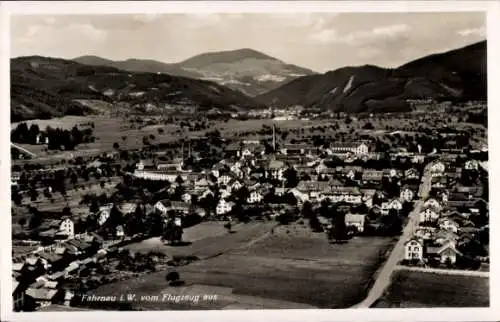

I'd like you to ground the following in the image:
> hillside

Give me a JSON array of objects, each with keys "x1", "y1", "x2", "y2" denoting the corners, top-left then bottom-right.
[
  {"x1": 11, "y1": 56, "x2": 265, "y2": 122},
  {"x1": 256, "y1": 41, "x2": 487, "y2": 112},
  {"x1": 74, "y1": 49, "x2": 317, "y2": 97},
  {"x1": 73, "y1": 56, "x2": 200, "y2": 78}
]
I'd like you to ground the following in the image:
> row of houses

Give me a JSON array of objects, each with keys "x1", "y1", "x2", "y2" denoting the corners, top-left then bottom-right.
[{"x1": 404, "y1": 159, "x2": 488, "y2": 266}]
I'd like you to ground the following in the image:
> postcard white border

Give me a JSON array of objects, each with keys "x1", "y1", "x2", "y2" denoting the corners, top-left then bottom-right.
[{"x1": 1, "y1": 1, "x2": 499, "y2": 322}]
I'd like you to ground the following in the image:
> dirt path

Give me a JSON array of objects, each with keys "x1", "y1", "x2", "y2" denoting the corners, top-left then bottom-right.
[
  {"x1": 11, "y1": 142, "x2": 38, "y2": 157},
  {"x1": 351, "y1": 165, "x2": 433, "y2": 308},
  {"x1": 395, "y1": 265, "x2": 489, "y2": 278}
]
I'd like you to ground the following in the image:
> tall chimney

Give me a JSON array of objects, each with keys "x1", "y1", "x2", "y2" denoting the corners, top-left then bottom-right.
[{"x1": 273, "y1": 124, "x2": 276, "y2": 152}]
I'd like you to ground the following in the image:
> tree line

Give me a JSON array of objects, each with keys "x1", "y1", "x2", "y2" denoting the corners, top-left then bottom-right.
[{"x1": 11, "y1": 122, "x2": 94, "y2": 151}]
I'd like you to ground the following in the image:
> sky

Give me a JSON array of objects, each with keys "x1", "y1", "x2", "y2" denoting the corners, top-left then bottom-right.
[{"x1": 10, "y1": 12, "x2": 486, "y2": 72}]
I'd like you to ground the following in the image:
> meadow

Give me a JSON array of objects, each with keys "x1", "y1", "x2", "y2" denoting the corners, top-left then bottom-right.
[
  {"x1": 93, "y1": 222, "x2": 393, "y2": 309},
  {"x1": 373, "y1": 269, "x2": 490, "y2": 308}
]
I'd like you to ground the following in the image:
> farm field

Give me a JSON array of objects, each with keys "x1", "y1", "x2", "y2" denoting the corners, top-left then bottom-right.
[
  {"x1": 11, "y1": 115, "x2": 365, "y2": 163},
  {"x1": 124, "y1": 221, "x2": 277, "y2": 259},
  {"x1": 373, "y1": 269, "x2": 490, "y2": 308},
  {"x1": 96, "y1": 222, "x2": 394, "y2": 309},
  {"x1": 12, "y1": 115, "x2": 186, "y2": 161}
]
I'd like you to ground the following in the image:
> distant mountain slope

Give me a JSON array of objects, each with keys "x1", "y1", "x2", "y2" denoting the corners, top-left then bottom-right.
[
  {"x1": 74, "y1": 49, "x2": 317, "y2": 97},
  {"x1": 11, "y1": 56, "x2": 264, "y2": 121},
  {"x1": 256, "y1": 41, "x2": 487, "y2": 112},
  {"x1": 73, "y1": 55, "x2": 200, "y2": 78}
]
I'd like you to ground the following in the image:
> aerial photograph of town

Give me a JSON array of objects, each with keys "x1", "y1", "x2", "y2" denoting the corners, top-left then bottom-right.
[{"x1": 8, "y1": 10, "x2": 489, "y2": 312}]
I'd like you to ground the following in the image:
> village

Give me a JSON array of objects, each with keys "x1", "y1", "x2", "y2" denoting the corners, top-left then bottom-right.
[{"x1": 10, "y1": 116, "x2": 489, "y2": 311}]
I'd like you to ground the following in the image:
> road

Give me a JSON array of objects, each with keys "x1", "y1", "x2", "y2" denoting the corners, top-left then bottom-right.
[
  {"x1": 351, "y1": 165, "x2": 433, "y2": 308},
  {"x1": 11, "y1": 143, "x2": 38, "y2": 158},
  {"x1": 395, "y1": 265, "x2": 489, "y2": 278}
]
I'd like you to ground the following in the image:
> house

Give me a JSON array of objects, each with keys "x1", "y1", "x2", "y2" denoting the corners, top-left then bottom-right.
[
  {"x1": 225, "y1": 142, "x2": 243, "y2": 157},
  {"x1": 439, "y1": 191, "x2": 449, "y2": 203},
  {"x1": 182, "y1": 193, "x2": 192, "y2": 204},
  {"x1": 59, "y1": 217, "x2": 74, "y2": 238},
  {"x1": 288, "y1": 188, "x2": 309, "y2": 204},
  {"x1": 247, "y1": 190, "x2": 264, "y2": 204},
  {"x1": 115, "y1": 225, "x2": 125, "y2": 238},
  {"x1": 329, "y1": 142, "x2": 369, "y2": 155},
  {"x1": 315, "y1": 162, "x2": 328, "y2": 174},
  {"x1": 426, "y1": 242, "x2": 461, "y2": 264},
  {"x1": 194, "y1": 178, "x2": 211, "y2": 192},
  {"x1": 414, "y1": 227, "x2": 435, "y2": 240},
  {"x1": 275, "y1": 187, "x2": 286, "y2": 196},
  {"x1": 65, "y1": 239, "x2": 92, "y2": 256},
  {"x1": 433, "y1": 230, "x2": 459, "y2": 246},
  {"x1": 423, "y1": 198, "x2": 442, "y2": 210},
  {"x1": 381, "y1": 199, "x2": 403, "y2": 214},
  {"x1": 429, "y1": 161, "x2": 446, "y2": 176},
  {"x1": 118, "y1": 203, "x2": 137, "y2": 215},
  {"x1": 327, "y1": 187, "x2": 362, "y2": 204},
  {"x1": 168, "y1": 201, "x2": 191, "y2": 214},
  {"x1": 281, "y1": 143, "x2": 314, "y2": 156},
  {"x1": 219, "y1": 188, "x2": 232, "y2": 199},
  {"x1": 266, "y1": 160, "x2": 286, "y2": 180},
  {"x1": 200, "y1": 188, "x2": 214, "y2": 200},
  {"x1": 464, "y1": 160, "x2": 479, "y2": 171},
  {"x1": 25, "y1": 286, "x2": 60, "y2": 308},
  {"x1": 431, "y1": 176, "x2": 448, "y2": 189},
  {"x1": 296, "y1": 181, "x2": 331, "y2": 195},
  {"x1": 404, "y1": 168, "x2": 420, "y2": 180},
  {"x1": 218, "y1": 174, "x2": 233, "y2": 186},
  {"x1": 154, "y1": 201, "x2": 169, "y2": 215},
  {"x1": 216, "y1": 199, "x2": 234, "y2": 216},
  {"x1": 400, "y1": 187, "x2": 414, "y2": 202},
  {"x1": 383, "y1": 168, "x2": 399, "y2": 178},
  {"x1": 134, "y1": 169, "x2": 186, "y2": 182},
  {"x1": 412, "y1": 155, "x2": 426, "y2": 164},
  {"x1": 241, "y1": 144, "x2": 264, "y2": 158},
  {"x1": 419, "y1": 207, "x2": 440, "y2": 223},
  {"x1": 37, "y1": 252, "x2": 65, "y2": 272},
  {"x1": 361, "y1": 170, "x2": 384, "y2": 183},
  {"x1": 97, "y1": 207, "x2": 111, "y2": 226},
  {"x1": 231, "y1": 180, "x2": 243, "y2": 191},
  {"x1": 404, "y1": 238, "x2": 424, "y2": 262},
  {"x1": 13, "y1": 281, "x2": 25, "y2": 311},
  {"x1": 438, "y1": 218, "x2": 459, "y2": 233},
  {"x1": 344, "y1": 214, "x2": 366, "y2": 233}
]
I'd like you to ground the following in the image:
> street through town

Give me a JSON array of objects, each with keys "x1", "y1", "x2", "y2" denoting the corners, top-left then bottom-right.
[{"x1": 351, "y1": 165, "x2": 433, "y2": 308}]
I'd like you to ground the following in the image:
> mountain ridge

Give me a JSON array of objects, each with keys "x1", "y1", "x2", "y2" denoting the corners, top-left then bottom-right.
[
  {"x1": 255, "y1": 40, "x2": 487, "y2": 112},
  {"x1": 73, "y1": 48, "x2": 317, "y2": 97},
  {"x1": 11, "y1": 55, "x2": 265, "y2": 122}
]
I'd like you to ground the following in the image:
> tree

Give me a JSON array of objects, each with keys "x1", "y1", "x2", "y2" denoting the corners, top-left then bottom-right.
[
  {"x1": 329, "y1": 211, "x2": 348, "y2": 243},
  {"x1": 301, "y1": 201, "x2": 313, "y2": 219},
  {"x1": 29, "y1": 207, "x2": 42, "y2": 229},
  {"x1": 62, "y1": 205, "x2": 72, "y2": 217},
  {"x1": 18, "y1": 217, "x2": 27, "y2": 228},
  {"x1": 29, "y1": 189, "x2": 39, "y2": 202},
  {"x1": 107, "y1": 204, "x2": 124, "y2": 232},
  {"x1": 90, "y1": 199, "x2": 100, "y2": 213},
  {"x1": 224, "y1": 221, "x2": 232, "y2": 233},
  {"x1": 113, "y1": 142, "x2": 120, "y2": 150},
  {"x1": 162, "y1": 219, "x2": 183, "y2": 245},
  {"x1": 166, "y1": 271, "x2": 180, "y2": 284},
  {"x1": 283, "y1": 167, "x2": 299, "y2": 188}
]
